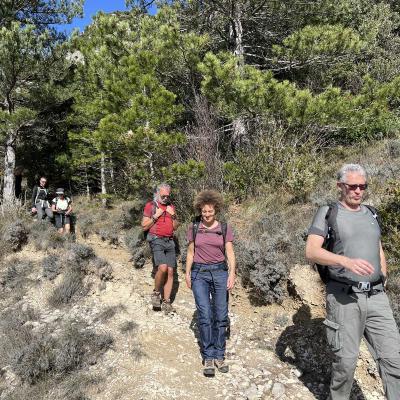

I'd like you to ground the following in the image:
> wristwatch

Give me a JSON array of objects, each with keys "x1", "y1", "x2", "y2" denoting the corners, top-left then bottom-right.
[{"x1": 171, "y1": 214, "x2": 177, "y2": 220}]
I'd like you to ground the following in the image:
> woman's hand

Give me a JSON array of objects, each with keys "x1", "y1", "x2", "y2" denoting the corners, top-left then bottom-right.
[
  {"x1": 185, "y1": 273, "x2": 191, "y2": 289},
  {"x1": 227, "y1": 273, "x2": 236, "y2": 290}
]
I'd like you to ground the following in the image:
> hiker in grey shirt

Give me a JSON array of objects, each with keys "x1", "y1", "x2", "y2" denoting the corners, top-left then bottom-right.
[
  {"x1": 306, "y1": 163, "x2": 400, "y2": 400},
  {"x1": 31, "y1": 176, "x2": 53, "y2": 221}
]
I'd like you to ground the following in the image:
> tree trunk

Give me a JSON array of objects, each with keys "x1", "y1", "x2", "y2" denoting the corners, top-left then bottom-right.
[
  {"x1": 109, "y1": 159, "x2": 116, "y2": 194},
  {"x1": 85, "y1": 166, "x2": 90, "y2": 199},
  {"x1": 3, "y1": 133, "x2": 16, "y2": 204},
  {"x1": 100, "y1": 152, "x2": 107, "y2": 207},
  {"x1": 231, "y1": 1, "x2": 247, "y2": 145}
]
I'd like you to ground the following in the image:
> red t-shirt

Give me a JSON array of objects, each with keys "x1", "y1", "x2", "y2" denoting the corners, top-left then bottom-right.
[{"x1": 143, "y1": 201, "x2": 175, "y2": 237}]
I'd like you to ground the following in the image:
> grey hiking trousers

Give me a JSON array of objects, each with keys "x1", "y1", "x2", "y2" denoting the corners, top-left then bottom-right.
[
  {"x1": 36, "y1": 201, "x2": 53, "y2": 221},
  {"x1": 325, "y1": 281, "x2": 400, "y2": 399}
]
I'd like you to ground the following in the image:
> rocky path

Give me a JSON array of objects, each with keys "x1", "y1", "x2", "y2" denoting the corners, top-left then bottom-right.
[
  {"x1": 83, "y1": 239, "x2": 315, "y2": 400},
  {"x1": 81, "y1": 239, "x2": 384, "y2": 400},
  {"x1": 9, "y1": 237, "x2": 385, "y2": 400}
]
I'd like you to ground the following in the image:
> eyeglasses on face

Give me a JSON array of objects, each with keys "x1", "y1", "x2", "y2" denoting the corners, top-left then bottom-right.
[
  {"x1": 342, "y1": 183, "x2": 368, "y2": 191},
  {"x1": 160, "y1": 195, "x2": 170, "y2": 199}
]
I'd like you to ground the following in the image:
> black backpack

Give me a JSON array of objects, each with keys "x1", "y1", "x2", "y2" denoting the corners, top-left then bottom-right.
[
  {"x1": 143, "y1": 201, "x2": 158, "y2": 241},
  {"x1": 192, "y1": 217, "x2": 228, "y2": 255},
  {"x1": 316, "y1": 203, "x2": 381, "y2": 284}
]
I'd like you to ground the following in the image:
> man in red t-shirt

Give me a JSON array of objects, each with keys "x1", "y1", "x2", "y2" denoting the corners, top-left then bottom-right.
[{"x1": 142, "y1": 183, "x2": 179, "y2": 313}]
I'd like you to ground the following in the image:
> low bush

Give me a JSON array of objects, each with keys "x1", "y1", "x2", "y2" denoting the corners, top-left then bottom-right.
[
  {"x1": 48, "y1": 268, "x2": 85, "y2": 307},
  {"x1": 380, "y1": 180, "x2": 400, "y2": 267},
  {"x1": 8, "y1": 321, "x2": 113, "y2": 384},
  {"x1": 68, "y1": 243, "x2": 95, "y2": 261},
  {"x1": 387, "y1": 270, "x2": 400, "y2": 327},
  {"x1": 236, "y1": 237, "x2": 289, "y2": 305},
  {"x1": 77, "y1": 215, "x2": 94, "y2": 239},
  {"x1": 90, "y1": 257, "x2": 113, "y2": 281},
  {"x1": 42, "y1": 255, "x2": 61, "y2": 280},
  {"x1": 1, "y1": 219, "x2": 29, "y2": 252},
  {"x1": 1, "y1": 258, "x2": 33, "y2": 289},
  {"x1": 125, "y1": 227, "x2": 147, "y2": 268},
  {"x1": 98, "y1": 224, "x2": 120, "y2": 245},
  {"x1": 29, "y1": 221, "x2": 69, "y2": 251},
  {"x1": 115, "y1": 201, "x2": 143, "y2": 230},
  {"x1": 125, "y1": 227, "x2": 143, "y2": 252},
  {"x1": 74, "y1": 199, "x2": 144, "y2": 244}
]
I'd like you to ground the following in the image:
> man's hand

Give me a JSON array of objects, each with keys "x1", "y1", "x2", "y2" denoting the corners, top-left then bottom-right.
[
  {"x1": 227, "y1": 273, "x2": 236, "y2": 290},
  {"x1": 185, "y1": 273, "x2": 191, "y2": 289},
  {"x1": 153, "y1": 207, "x2": 164, "y2": 219},
  {"x1": 31, "y1": 207, "x2": 37, "y2": 214},
  {"x1": 166, "y1": 205, "x2": 175, "y2": 216},
  {"x1": 342, "y1": 257, "x2": 375, "y2": 276}
]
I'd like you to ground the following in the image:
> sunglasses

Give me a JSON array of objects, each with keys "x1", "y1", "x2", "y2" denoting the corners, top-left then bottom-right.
[
  {"x1": 160, "y1": 195, "x2": 170, "y2": 199},
  {"x1": 342, "y1": 183, "x2": 368, "y2": 191}
]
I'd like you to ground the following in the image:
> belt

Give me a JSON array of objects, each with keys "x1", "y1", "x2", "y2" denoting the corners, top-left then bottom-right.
[
  {"x1": 192, "y1": 262, "x2": 227, "y2": 272},
  {"x1": 152, "y1": 235, "x2": 173, "y2": 240},
  {"x1": 329, "y1": 277, "x2": 384, "y2": 295}
]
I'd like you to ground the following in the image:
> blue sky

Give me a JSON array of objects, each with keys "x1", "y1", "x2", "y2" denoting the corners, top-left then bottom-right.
[{"x1": 56, "y1": 0, "x2": 156, "y2": 34}]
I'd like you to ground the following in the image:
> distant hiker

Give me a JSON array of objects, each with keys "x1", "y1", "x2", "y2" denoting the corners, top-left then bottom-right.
[
  {"x1": 141, "y1": 183, "x2": 179, "y2": 314},
  {"x1": 185, "y1": 190, "x2": 236, "y2": 377},
  {"x1": 52, "y1": 188, "x2": 72, "y2": 234},
  {"x1": 306, "y1": 164, "x2": 400, "y2": 399},
  {"x1": 31, "y1": 176, "x2": 53, "y2": 221}
]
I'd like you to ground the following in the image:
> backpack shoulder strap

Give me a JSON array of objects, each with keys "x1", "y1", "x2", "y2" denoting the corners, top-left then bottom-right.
[
  {"x1": 221, "y1": 222, "x2": 228, "y2": 255},
  {"x1": 151, "y1": 201, "x2": 157, "y2": 216},
  {"x1": 364, "y1": 204, "x2": 381, "y2": 227},
  {"x1": 325, "y1": 203, "x2": 339, "y2": 250},
  {"x1": 192, "y1": 217, "x2": 201, "y2": 254}
]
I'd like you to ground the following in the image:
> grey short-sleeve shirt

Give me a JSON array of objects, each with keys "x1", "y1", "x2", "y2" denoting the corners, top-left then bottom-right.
[{"x1": 308, "y1": 202, "x2": 382, "y2": 283}]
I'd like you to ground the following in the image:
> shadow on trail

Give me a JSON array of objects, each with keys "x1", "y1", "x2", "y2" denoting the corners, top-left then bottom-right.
[{"x1": 275, "y1": 304, "x2": 366, "y2": 400}]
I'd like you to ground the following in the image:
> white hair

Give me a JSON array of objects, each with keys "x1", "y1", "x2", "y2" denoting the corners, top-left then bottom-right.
[
  {"x1": 153, "y1": 183, "x2": 171, "y2": 201},
  {"x1": 337, "y1": 164, "x2": 367, "y2": 183}
]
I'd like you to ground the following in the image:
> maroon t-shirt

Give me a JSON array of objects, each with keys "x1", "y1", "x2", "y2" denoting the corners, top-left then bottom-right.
[
  {"x1": 143, "y1": 201, "x2": 175, "y2": 237},
  {"x1": 187, "y1": 222, "x2": 234, "y2": 264}
]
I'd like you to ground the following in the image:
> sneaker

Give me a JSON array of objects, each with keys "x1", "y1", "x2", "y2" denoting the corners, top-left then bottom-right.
[
  {"x1": 151, "y1": 291, "x2": 161, "y2": 310},
  {"x1": 161, "y1": 300, "x2": 175, "y2": 314},
  {"x1": 203, "y1": 359, "x2": 215, "y2": 377},
  {"x1": 214, "y1": 359, "x2": 229, "y2": 373}
]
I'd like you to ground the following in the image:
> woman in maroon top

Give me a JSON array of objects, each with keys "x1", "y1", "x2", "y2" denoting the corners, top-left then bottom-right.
[{"x1": 186, "y1": 190, "x2": 236, "y2": 377}]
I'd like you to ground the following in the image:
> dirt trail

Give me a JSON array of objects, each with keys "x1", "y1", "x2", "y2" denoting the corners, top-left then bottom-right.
[
  {"x1": 12, "y1": 236, "x2": 385, "y2": 400},
  {"x1": 81, "y1": 237, "x2": 315, "y2": 400},
  {"x1": 81, "y1": 237, "x2": 384, "y2": 400}
]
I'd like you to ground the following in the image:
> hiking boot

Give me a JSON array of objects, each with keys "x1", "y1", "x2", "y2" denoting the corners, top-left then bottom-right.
[
  {"x1": 151, "y1": 291, "x2": 161, "y2": 310},
  {"x1": 203, "y1": 359, "x2": 215, "y2": 377},
  {"x1": 214, "y1": 359, "x2": 229, "y2": 373},
  {"x1": 161, "y1": 300, "x2": 175, "y2": 314}
]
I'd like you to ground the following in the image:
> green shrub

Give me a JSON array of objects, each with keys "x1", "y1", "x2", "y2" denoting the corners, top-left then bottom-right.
[
  {"x1": 379, "y1": 180, "x2": 400, "y2": 267},
  {"x1": 224, "y1": 132, "x2": 323, "y2": 201}
]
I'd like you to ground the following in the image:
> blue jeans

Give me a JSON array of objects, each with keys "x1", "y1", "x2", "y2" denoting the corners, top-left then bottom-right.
[{"x1": 191, "y1": 262, "x2": 228, "y2": 360}]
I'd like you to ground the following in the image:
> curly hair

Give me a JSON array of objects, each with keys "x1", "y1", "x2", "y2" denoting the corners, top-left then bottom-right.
[{"x1": 193, "y1": 190, "x2": 224, "y2": 214}]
